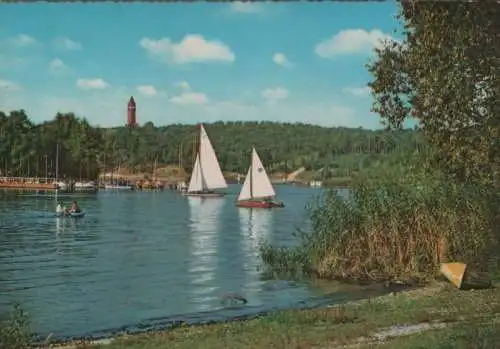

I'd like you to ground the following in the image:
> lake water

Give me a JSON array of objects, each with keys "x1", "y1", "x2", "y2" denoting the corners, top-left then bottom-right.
[{"x1": 0, "y1": 185, "x2": 391, "y2": 341}]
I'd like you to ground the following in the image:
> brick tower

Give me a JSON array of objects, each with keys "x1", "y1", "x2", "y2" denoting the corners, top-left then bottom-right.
[{"x1": 127, "y1": 96, "x2": 137, "y2": 127}]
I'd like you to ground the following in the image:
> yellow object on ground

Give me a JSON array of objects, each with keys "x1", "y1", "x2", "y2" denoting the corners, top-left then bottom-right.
[
  {"x1": 440, "y1": 262, "x2": 492, "y2": 290},
  {"x1": 440, "y1": 262, "x2": 467, "y2": 288}
]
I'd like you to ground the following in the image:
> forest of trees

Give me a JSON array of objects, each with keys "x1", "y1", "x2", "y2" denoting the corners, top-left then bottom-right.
[{"x1": 0, "y1": 109, "x2": 427, "y2": 180}]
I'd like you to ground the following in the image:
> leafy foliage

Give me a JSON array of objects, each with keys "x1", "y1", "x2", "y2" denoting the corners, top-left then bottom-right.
[
  {"x1": 368, "y1": 1, "x2": 500, "y2": 186},
  {"x1": 0, "y1": 110, "x2": 427, "y2": 179}
]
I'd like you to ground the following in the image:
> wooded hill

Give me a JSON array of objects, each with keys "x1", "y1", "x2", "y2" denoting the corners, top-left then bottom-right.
[{"x1": 0, "y1": 109, "x2": 426, "y2": 180}]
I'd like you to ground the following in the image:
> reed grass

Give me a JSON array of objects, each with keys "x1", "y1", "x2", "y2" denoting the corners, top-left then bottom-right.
[
  {"x1": 0, "y1": 303, "x2": 31, "y2": 349},
  {"x1": 261, "y1": 164, "x2": 500, "y2": 283}
]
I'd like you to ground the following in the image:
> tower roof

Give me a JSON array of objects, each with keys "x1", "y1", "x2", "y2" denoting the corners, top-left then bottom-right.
[{"x1": 128, "y1": 96, "x2": 136, "y2": 105}]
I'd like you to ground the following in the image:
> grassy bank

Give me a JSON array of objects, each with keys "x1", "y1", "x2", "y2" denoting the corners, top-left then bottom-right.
[{"x1": 15, "y1": 281, "x2": 495, "y2": 349}]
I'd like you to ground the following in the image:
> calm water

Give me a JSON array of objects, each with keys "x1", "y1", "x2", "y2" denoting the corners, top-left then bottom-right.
[{"x1": 0, "y1": 185, "x2": 388, "y2": 340}]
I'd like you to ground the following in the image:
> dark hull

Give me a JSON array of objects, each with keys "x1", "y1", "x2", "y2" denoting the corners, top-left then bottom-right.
[
  {"x1": 236, "y1": 200, "x2": 285, "y2": 208},
  {"x1": 182, "y1": 191, "x2": 225, "y2": 197}
]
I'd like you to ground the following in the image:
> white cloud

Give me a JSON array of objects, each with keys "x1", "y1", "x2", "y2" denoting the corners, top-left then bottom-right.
[
  {"x1": 48, "y1": 58, "x2": 68, "y2": 74},
  {"x1": 53, "y1": 37, "x2": 82, "y2": 51},
  {"x1": 0, "y1": 79, "x2": 21, "y2": 92},
  {"x1": 272, "y1": 53, "x2": 291, "y2": 67},
  {"x1": 262, "y1": 87, "x2": 289, "y2": 103},
  {"x1": 315, "y1": 29, "x2": 393, "y2": 58},
  {"x1": 8, "y1": 34, "x2": 37, "y2": 47},
  {"x1": 343, "y1": 86, "x2": 371, "y2": 97},
  {"x1": 229, "y1": 2, "x2": 263, "y2": 13},
  {"x1": 170, "y1": 91, "x2": 209, "y2": 105},
  {"x1": 175, "y1": 81, "x2": 190, "y2": 91},
  {"x1": 330, "y1": 105, "x2": 357, "y2": 124},
  {"x1": 137, "y1": 85, "x2": 158, "y2": 97},
  {"x1": 76, "y1": 78, "x2": 109, "y2": 90},
  {"x1": 139, "y1": 34, "x2": 235, "y2": 64}
]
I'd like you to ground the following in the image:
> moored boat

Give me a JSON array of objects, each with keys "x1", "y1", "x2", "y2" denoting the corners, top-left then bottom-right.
[
  {"x1": 236, "y1": 147, "x2": 284, "y2": 209},
  {"x1": 104, "y1": 182, "x2": 134, "y2": 190},
  {"x1": 74, "y1": 181, "x2": 97, "y2": 192},
  {"x1": 183, "y1": 124, "x2": 227, "y2": 197}
]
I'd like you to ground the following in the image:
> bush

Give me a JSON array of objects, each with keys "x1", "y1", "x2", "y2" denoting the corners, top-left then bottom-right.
[
  {"x1": 0, "y1": 304, "x2": 31, "y2": 349},
  {"x1": 261, "y1": 163, "x2": 499, "y2": 283}
]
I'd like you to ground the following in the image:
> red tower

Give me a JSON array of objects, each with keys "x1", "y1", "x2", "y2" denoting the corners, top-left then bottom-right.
[{"x1": 127, "y1": 96, "x2": 137, "y2": 127}]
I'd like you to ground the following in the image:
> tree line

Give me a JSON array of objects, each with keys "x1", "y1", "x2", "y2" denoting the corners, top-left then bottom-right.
[{"x1": 0, "y1": 109, "x2": 427, "y2": 180}]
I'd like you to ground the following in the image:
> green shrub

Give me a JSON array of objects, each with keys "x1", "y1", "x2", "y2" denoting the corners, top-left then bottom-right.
[
  {"x1": 0, "y1": 304, "x2": 32, "y2": 349},
  {"x1": 261, "y1": 164, "x2": 499, "y2": 283}
]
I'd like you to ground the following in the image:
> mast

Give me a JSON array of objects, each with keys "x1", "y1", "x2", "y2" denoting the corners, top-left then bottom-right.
[
  {"x1": 55, "y1": 143, "x2": 59, "y2": 183},
  {"x1": 45, "y1": 155, "x2": 48, "y2": 183},
  {"x1": 198, "y1": 124, "x2": 205, "y2": 190},
  {"x1": 55, "y1": 143, "x2": 59, "y2": 198},
  {"x1": 153, "y1": 157, "x2": 157, "y2": 182},
  {"x1": 249, "y1": 149, "x2": 253, "y2": 199}
]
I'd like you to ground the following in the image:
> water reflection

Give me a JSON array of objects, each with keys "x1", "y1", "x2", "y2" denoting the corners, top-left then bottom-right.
[
  {"x1": 187, "y1": 197, "x2": 224, "y2": 311},
  {"x1": 238, "y1": 208, "x2": 273, "y2": 303},
  {"x1": 56, "y1": 217, "x2": 61, "y2": 234}
]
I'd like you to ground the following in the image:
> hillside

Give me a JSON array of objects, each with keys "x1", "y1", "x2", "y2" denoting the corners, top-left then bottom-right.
[{"x1": 0, "y1": 110, "x2": 427, "y2": 180}]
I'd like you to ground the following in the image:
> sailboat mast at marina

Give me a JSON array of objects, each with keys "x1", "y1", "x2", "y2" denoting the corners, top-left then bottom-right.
[
  {"x1": 184, "y1": 124, "x2": 227, "y2": 197},
  {"x1": 237, "y1": 147, "x2": 284, "y2": 208}
]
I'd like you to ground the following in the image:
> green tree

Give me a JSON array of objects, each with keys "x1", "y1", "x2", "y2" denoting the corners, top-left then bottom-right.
[{"x1": 368, "y1": 1, "x2": 500, "y2": 186}]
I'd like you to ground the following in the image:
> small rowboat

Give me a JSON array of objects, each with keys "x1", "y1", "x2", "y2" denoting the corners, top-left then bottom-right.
[
  {"x1": 55, "y1": 211, "x2": 86, "y2": 218},
  {"x1": 69, "y1": 211, "x2": 86, "y2": 218}
]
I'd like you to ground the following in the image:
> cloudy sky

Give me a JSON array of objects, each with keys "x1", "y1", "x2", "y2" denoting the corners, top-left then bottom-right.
[{"x1": 0, "y1": 2, "x2": 401, "y2": 128}]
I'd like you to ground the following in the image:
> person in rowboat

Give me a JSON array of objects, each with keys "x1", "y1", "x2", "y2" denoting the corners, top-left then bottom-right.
[
  {"x1": 56, "y1": 202, "x2": 70, "y2": 216},
  {"x1": 56, "y1": 202, "x2": 63, "y2": 215},
  {"x1": 70, "y1": 201, "x2": 81, "y2": 213}
]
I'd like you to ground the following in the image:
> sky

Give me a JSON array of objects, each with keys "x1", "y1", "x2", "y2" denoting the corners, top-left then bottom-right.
[{"x1": 0, "y1": 2, "x2": 402, "y2": 129}]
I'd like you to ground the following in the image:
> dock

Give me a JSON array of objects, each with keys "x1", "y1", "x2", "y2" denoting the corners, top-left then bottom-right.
[{"x1": 0, "y1": 177, "x2": 57, "y2": 190}]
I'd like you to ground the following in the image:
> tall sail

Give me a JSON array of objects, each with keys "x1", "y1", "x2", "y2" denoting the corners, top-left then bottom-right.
[
  {"x1": 238, "y1": 148, "x2": 275, "y2": 201},
  {"x1": 199, "y1": 124, "x2": 227, "y2": 190},
  {"x1": 238, "y1": 166, "x2": 252, "y2": 201},
  {"x1": 187, "y1": 154, "x2": 205, "y2": 192}
]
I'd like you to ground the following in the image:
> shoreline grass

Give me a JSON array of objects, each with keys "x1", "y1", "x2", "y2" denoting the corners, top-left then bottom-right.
[
  {"x1": 30, "y1": 281, "x2": 499, "y2": 349},
  {"x1": 260, "y1": 162, "x2": 500, "y2": 284}
]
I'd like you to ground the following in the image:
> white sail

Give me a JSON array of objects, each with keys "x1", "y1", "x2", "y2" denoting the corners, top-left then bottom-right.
[
  {"x1": 238, "y1": 147, "x2": 275, "y2": 201},
  {"x1": 237, "y1": 166, "x2": 252, "y2": 201},
  {"x1": 187, "y1": 154, "x2": 205, "y2": 192},
  {"x1": 199, "y1": 124, "x2": 227, "y2": 190}
]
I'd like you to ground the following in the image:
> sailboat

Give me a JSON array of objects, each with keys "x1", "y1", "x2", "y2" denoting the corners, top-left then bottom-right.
[
  {"x1": 184, "y1": 124, "x2": 227, "y2": 197},
  {"x1": 236, "y1": 147, "x2": 284, "y2": 208}
]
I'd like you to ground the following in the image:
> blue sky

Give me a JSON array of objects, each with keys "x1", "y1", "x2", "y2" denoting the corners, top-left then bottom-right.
[{"x1": 0, "y1": 2, "x2": 401, "y2": 128}]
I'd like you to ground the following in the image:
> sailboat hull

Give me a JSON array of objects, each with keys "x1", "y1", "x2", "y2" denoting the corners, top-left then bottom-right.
[
  {"x1": 183, "y1": 191, "x2": 225, "y2": 197},
  {"x1": 236, "y1": 200, "x2": 284, "y2": 208}
]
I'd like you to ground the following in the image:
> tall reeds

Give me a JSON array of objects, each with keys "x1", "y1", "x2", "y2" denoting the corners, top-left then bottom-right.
[{"x1": 261, "y1": 164, "x2": 499, "y2": 283}]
